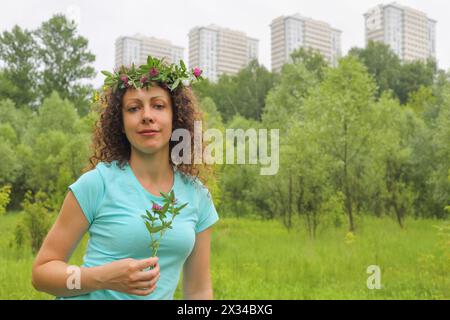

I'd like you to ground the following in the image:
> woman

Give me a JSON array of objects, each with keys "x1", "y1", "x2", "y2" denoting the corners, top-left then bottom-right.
[{"x1": 31, "y1": 57, "x2": 219, "y2": 300}]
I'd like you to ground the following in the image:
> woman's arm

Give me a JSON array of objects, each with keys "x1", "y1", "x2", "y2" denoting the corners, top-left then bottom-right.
[
  {"x1": 182, "y1": 227, "x2": 214, "y2": 300},
  {"x1": 32, "y1": 191, "x2": 160, "y2": 297},
  {"x1": 31, "y1": 190, "x2": 102, "y2": 297}
]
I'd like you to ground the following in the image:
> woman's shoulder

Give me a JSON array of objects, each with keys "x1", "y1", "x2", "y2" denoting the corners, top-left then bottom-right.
[
  {"x1": 95, "y1": 160, "x2": 127, "y2": 176},
  {"x1": 175, "y1": 170, "x2": 204, "y2": 191},
  {"x1": 175, "y1": 171, "x2": 219, "y2": 232},
  {"x1": 72, "y1": 165, "x2": 104, "y2": 189},
  {"x1": 73, "y1": 160, "x2": 127, "y2": 189},
  {"x1": 175, "y1": 170, "x2": 212, "y2": 202}
]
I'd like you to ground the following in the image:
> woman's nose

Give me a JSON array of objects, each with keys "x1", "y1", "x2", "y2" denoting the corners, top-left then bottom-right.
[{"x1": 141, "y1": 105, "x2": 154, "y2": 123}]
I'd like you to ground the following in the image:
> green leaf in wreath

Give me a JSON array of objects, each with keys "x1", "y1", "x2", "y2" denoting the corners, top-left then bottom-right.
[
  {"x1": 180, "y1": 59, "x2": 186, "y2": 70},
  {"x1": 101, "y1": 70, "x2": 114, "y2": 77}
]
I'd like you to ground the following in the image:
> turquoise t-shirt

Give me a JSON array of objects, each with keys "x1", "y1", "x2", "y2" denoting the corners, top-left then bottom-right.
[{"x1": 57, "y1": 160, "x2": 219, "y2": 300}]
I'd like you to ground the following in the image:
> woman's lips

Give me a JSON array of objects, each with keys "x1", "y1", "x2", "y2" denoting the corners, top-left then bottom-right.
[{"x1": 139, "y1": 131, "x2": 159, "y2": 136}]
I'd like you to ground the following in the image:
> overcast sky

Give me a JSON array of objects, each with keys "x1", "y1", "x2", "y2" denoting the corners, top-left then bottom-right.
[{"x1": 1, "y1": 0, "x2": 448, "y2": 87}]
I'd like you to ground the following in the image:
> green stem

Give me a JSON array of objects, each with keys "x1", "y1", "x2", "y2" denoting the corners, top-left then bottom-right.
[{"x1": 147, "y1": 200, "x2": 181, "y2": 269}]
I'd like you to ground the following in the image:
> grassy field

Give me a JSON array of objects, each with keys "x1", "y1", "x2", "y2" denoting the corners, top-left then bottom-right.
[{"x1": 0, "y1": 211, "x2": 448, "y2": 299}]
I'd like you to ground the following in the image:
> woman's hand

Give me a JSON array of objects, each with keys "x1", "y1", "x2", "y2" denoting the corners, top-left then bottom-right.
[{"x1": 97, "y1": 257, "x2": 160, "y2": 296}]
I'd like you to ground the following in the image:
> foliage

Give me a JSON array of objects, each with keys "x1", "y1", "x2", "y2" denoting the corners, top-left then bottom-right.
[
  {"x1": 0, "y1": 25, "x2": 449, "y2": 233},
  {"x1": 142, "y1": 191, "x2": 188, "y2": 258},
  {"x1": 0, "y1": 26, "x2": 39, "y2": 107},
  {"x1": 349, "y1": 40, "x2": 438, "y2": 104},
  {"x1": 0, "y1": 15, "x2": 96, "y2": 113},
  {"x1": 101, "y1": 55, "x2": 203, "y2": 94},
  {"x1": 192, "y1": 60, "x2": 275, "y2": 122},
  {"x1": 0, "y1": 184, "x2": 12, "y2": 215},
  {"x1": 16, "y1": 191, "x2": 55, "y2": 254},
  {"x1": 288, "y1": 47, "x2": 329, "y2": 81}
]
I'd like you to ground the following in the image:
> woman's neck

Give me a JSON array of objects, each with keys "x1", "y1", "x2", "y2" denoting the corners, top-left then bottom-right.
[{"x1": 128, "y1": 146, "x2": 173, "y2": 187}]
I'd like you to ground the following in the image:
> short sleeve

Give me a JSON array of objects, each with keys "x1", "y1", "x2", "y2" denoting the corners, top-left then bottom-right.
[
  {"x1": 195, "y1": 186, "x2": 219, "y2": 233},
  {"x1": 68, "y1": 169, "x2": 104, "y2": 225}
]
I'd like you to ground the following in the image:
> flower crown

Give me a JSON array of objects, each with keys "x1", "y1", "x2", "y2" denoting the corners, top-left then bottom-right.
[{"x1": 99, "y1": 56, "x2": 203, "y2": 96}]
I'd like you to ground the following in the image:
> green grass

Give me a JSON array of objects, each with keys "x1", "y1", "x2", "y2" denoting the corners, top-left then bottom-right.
[{"x1": 1, "y1": 211, "x2": 448, "y2": 299}]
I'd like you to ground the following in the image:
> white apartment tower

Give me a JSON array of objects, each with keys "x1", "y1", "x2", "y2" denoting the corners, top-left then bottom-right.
[
  {"x1": 115, "y1": 34, "x2": 184, "y2": 69},
  {"x1": 188, "y1": 25, "x2": 259, "y2": 82},
  {"x1": 271, "y1": 14, "x2": 342, "y2": 72},
  {"x1": 364, "y1": 3, "x2": 436, "y2": 61}
]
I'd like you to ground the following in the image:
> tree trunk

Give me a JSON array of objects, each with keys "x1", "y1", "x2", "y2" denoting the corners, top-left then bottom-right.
[
  {"x1": 305, "y1": 212, "x2": 313, "y2": 239},
  {"x1": 312, "y1": 211, "x2": 317, "y2": 239},
  {"x1": 287, "y1": 174, "x2": 293, "y2": 230},
  {"x1": 343, "y1": 121, "x2": 355, "y2": 232},
  {"x1": 392, "y1": 193, "x2": 404, "y2": 229}
]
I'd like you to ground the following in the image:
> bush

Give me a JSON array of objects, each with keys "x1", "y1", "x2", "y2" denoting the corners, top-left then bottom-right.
[
  {"x1": 15, "y1": 190, "x2": 55, "y2": 254},
  {"x1": 0, "y1": 184, "x2": 12, "y2": 215},
  {"x1": 12, "y1": 222, "x2": 28, "y2": 250},
  {"x1": 320, "y1": 192, "x2": 346, "y2": 229}
]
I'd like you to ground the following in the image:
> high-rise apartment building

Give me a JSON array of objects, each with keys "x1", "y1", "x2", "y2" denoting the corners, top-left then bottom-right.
[
  {"x1": 364, "y1": 2, "x2": 436, "y2": 61},
  {"x1": 188, "y1": 25, "x2": 259, "y2": 82},
  {"x1": 271, "y1": 13, "x2": 342, "y2": 72},
  {"x1": 115, "y1": 34, "x2": 184, "y2": 69}
]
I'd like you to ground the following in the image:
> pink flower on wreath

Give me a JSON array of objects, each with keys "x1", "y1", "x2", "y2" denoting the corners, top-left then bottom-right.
[
  {"x1": 193, "y1": 67, "x2": 202, "y2": 78},
  {"x1": 149, "y1": 67, "x2": 159, "y2": 77},
  {"x1": 140, "y1": 76, "x2": 148, "y2": 84},
  {"x1": 152, "y1": 203, "x2": 163, "y2": 212},
  {"x1": 120, "y1": 75, "x2": 129, "y2": 85}
]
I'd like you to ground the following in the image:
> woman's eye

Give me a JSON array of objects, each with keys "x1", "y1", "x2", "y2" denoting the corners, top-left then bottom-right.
[
  {"x1": 154, "y1": 104, "x2": 164, "y2": 110},
  {"x1": 128, "y1": 106, "x2": 139, "y2": 112}
]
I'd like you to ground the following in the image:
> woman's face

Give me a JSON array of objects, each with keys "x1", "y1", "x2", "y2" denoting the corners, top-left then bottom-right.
[{"x1": 122, "y1": 85, "x2": 173, "y2": 155}]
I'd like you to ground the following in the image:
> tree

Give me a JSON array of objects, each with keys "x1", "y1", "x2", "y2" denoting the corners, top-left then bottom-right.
[
  {"x1": 0, "y1": 26, "x2": 39, "y2": 107},
  {"x1": 193, "y1": 60, "x2": 275, "y2": 122},
  {"x1": 0, "y1": 99, "x2": 23, "y2": 187},
  {"x1": 373, "y1": 94, "x2": 418, "y2": 227},
  {"x1": 258, "y1": 56, "x2": 336, "y2": 233},
  {"x1": 262, "y1": 63, "x2": 318, "y2": 131},
  {"x1": 0, "y1": 71, "x2": 20, "y2": 103},
  {"x1": 217, "y1": 115, "x2": 261, "y2": 218},
  {"x1": 428, "y1": 87, "x2": 450, "y2": 218},
  {"x1": 231, "y1": 60, "x2": 275, "y2": 120},
  {"x1": 34, "y1": 91, "x2": 79, "y2": 134},
  {"x1": 0, "y1": 15, "x2": 96, "y2": 113},
  {"x1": 288, "y1": 47, "x2": 329, "y2": 81},
  {"x1": 35, "y1": 15, "x2": 96, "y2": 115},
  {"x1": 200, "y1": 97, "x2": 223, "y2": 130},
  {"x1": 192, "y1": 78, "x2": 214, "y2": 102},
  {"x1": 396, "y1": 59, "x2": 437, "y2": 105},
  {"x1": 349, "y1": 40, "x2": 401, "y2": 98},
  {"x1": 446, "y1": 171, "x2": 450, "y2": 214},
  {"x1": 18, "y1": 190, "x2": 55, "y2": 254},
  {"x1": 277, "y1": 123, "x2": 334, "y2": 236},
  {"x1": 0, "y1": 98, "x2": 34, "y2": 141},
  {"x1": 401, "y1": 81, "x2": 450, "y2": 220},
  {"x1": 349, "y1": 41, "x2": 438, "y2": 105},
  {"x1": 408, "y1": 85, "x2": 436, "y2": 118},
  {"x1": 206, "y1": 74, "x2": 238, "y2": 122},
  {"x1": 303, "y1": 56, "x2": 380, "y2": 231},
  {"x1": 0, "y1": 99, "x2": 33, "y2": 208},
  {"x1": 0, "y1": 139, "x2": 20, "y2": 186},
  {"x1": 0, "y1": 184, "x2": 12, "y2": 215}
]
